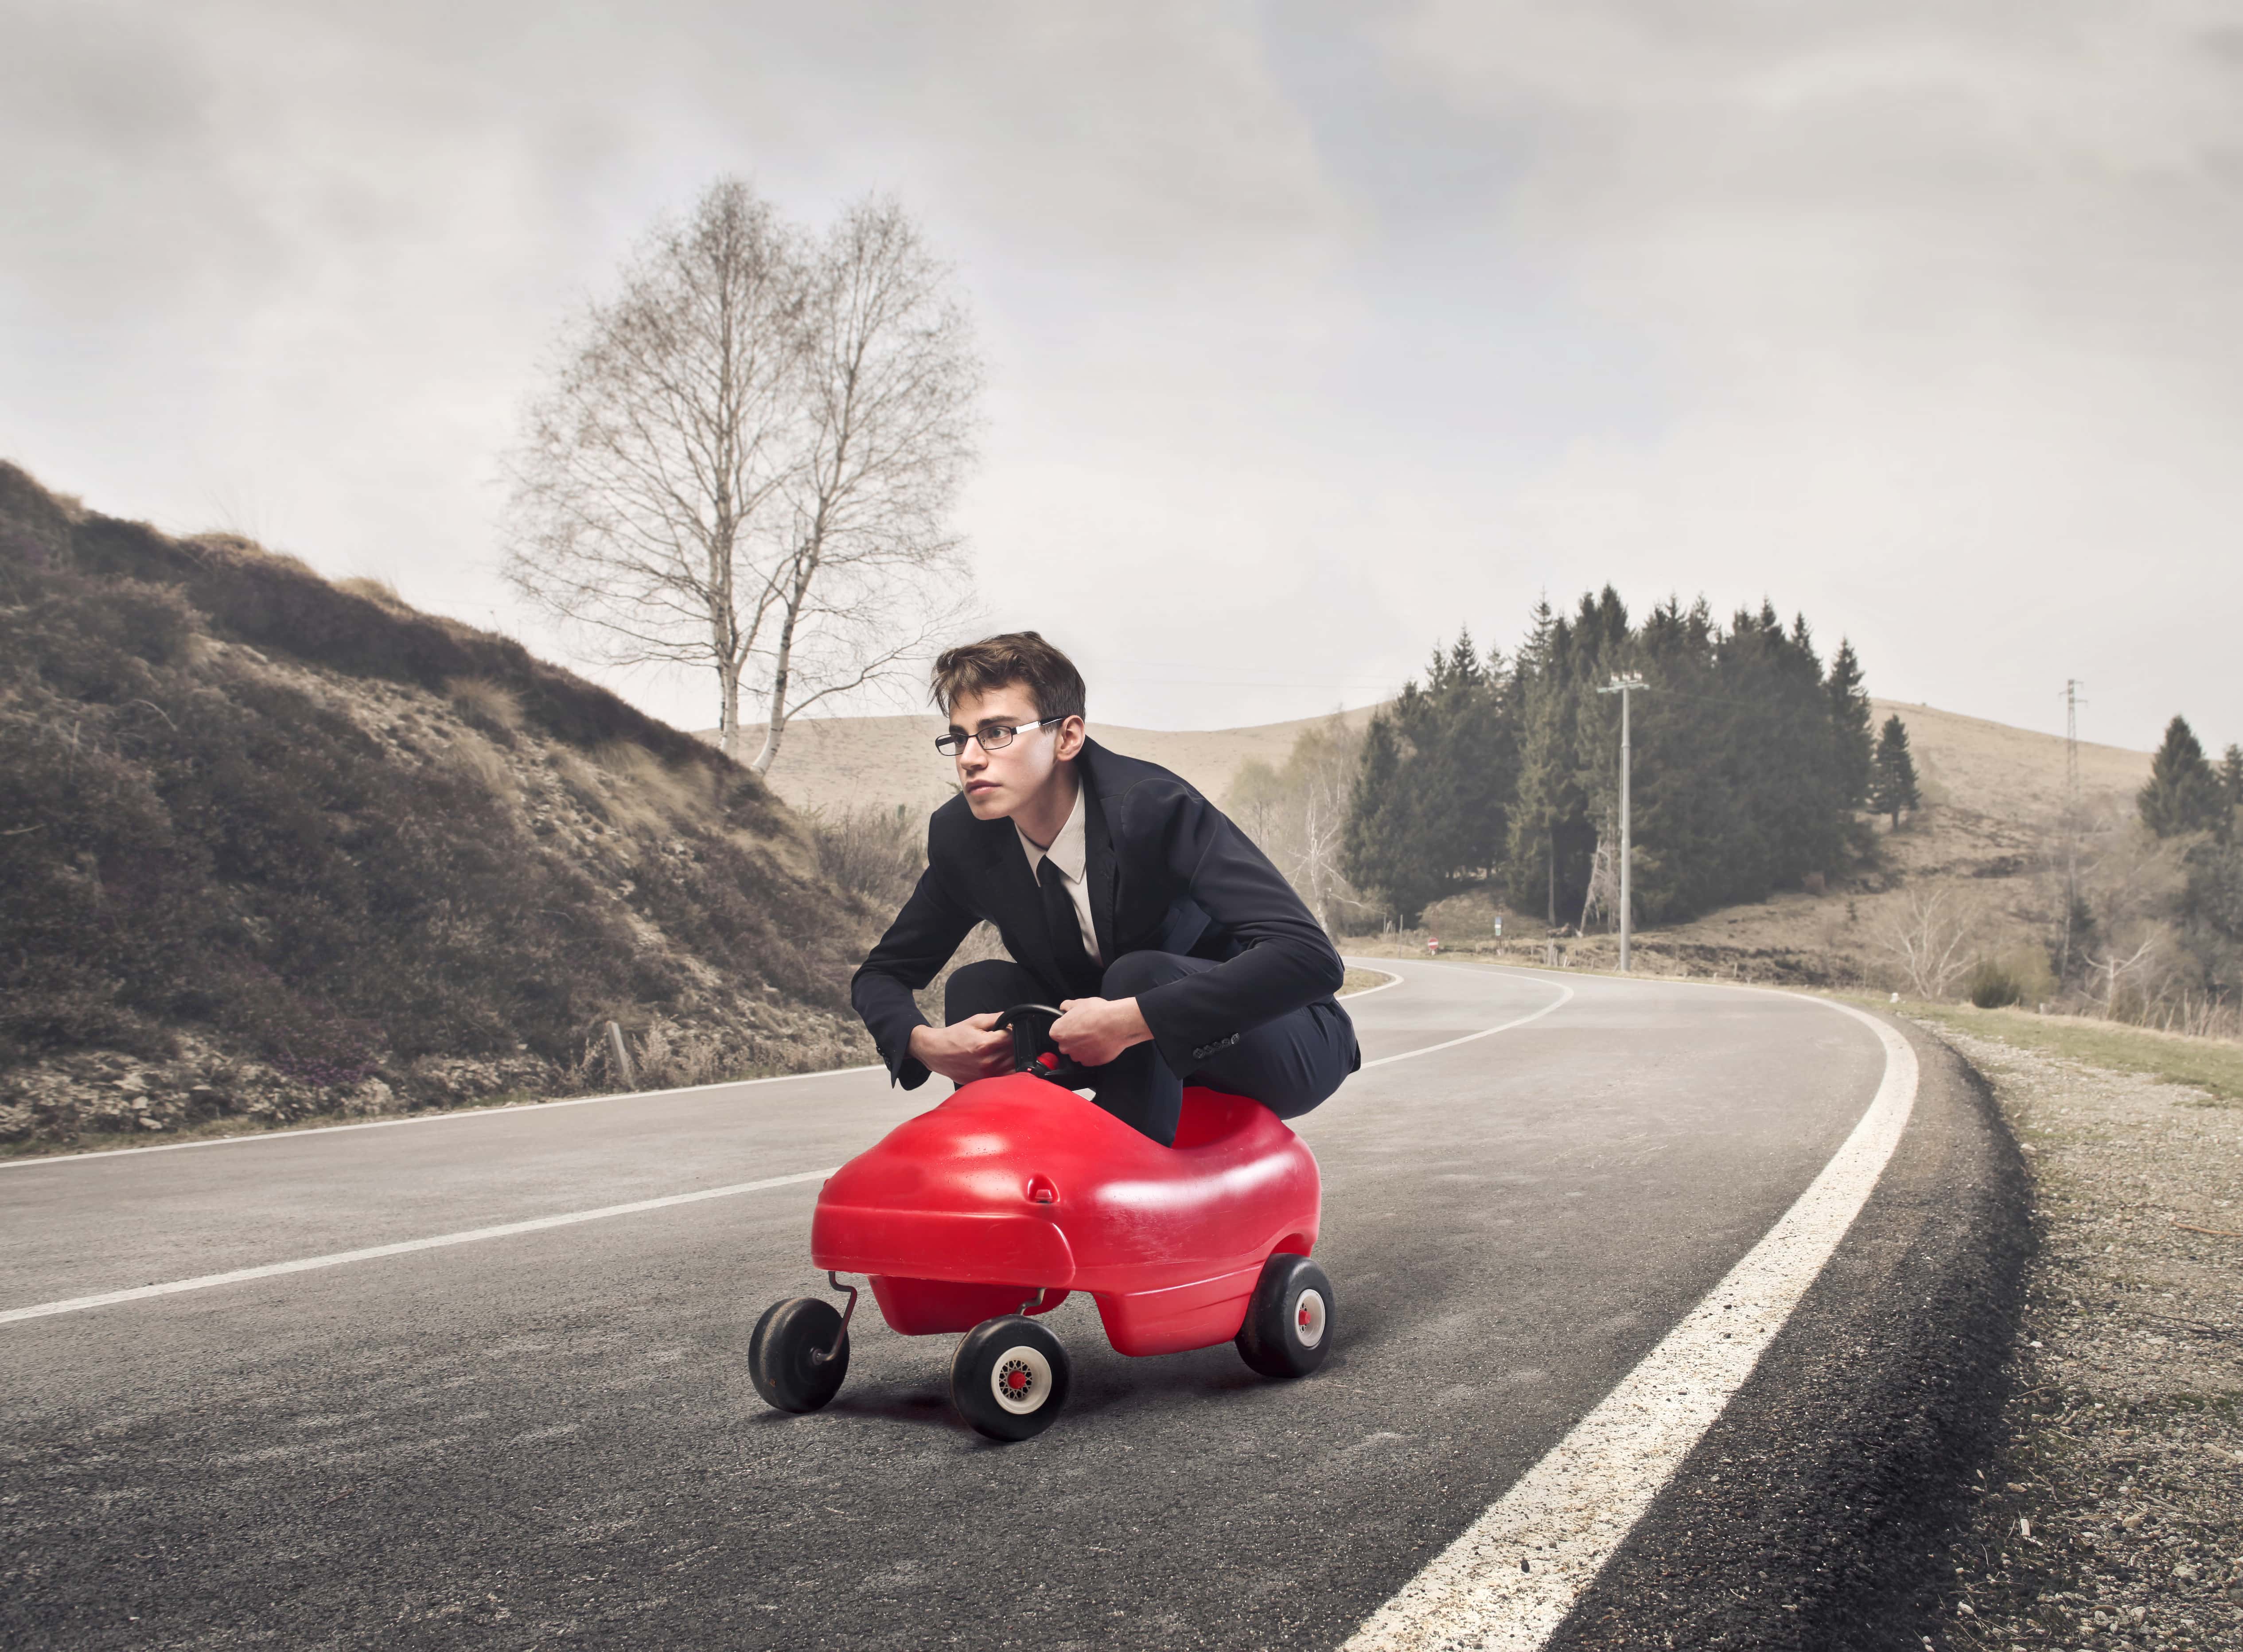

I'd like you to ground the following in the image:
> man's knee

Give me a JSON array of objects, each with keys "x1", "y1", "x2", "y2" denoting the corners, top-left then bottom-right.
[
  {"x1": 945, "y1": 958, "x2": 1031, "y2": 1023},
  {"x1": 1100, "y1": 950, "x2": 1192, "y2": 1000}
]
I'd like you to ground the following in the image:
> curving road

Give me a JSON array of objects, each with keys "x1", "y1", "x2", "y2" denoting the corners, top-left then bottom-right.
[{"x1": 0, "y1": 962, "x2": 1960, "y2": 1650}]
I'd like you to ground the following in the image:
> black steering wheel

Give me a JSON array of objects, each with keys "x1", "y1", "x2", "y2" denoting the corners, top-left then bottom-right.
[{"x1": 994, "y1": 1003, "x2": 1096, "y2": 1088}]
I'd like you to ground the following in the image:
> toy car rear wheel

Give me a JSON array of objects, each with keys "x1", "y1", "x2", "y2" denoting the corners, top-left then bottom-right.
[
  {"x1": 951, "y1": 1314, "x2": 1071, "y2": 1441},
  {"x1": 748, "y1": 1296, "x2": 849, "y2": 1413},
  {"x1": 1235, "y1": 1252, "x2": 1334, "y2": 1379}
]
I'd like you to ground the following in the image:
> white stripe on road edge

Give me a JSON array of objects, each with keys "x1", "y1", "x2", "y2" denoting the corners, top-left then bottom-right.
[
  {"x1": 0, "y1": 1066, "x2": 884, "y2": 1171},
  {"x1": 1358, "y1": 983, "x2": 1573, "y2": 1070},
  {"x1": 1339, "y1": 963, "x2": 1407, "y2": 1001},
  {"x1": 1341, "y1": 995, "x2": 1918, "y2": 1652},
  {"x1": 0, "y1": 1169, "x2": 834, "y2": 1326}
]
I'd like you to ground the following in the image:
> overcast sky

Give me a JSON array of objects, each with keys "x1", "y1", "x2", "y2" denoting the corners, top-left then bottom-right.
[{"x1": 6, "y1": 1, "x2": 2237, "y2": 752}]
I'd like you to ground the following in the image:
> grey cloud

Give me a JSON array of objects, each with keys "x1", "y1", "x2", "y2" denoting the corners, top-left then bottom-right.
[{"x1": 0, "y1": 0, "x2": 2234, "y2": 747}]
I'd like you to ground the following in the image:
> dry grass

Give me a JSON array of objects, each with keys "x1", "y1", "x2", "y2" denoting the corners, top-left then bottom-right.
[
  {"x1": 440, "y1": 725, "x2": 518, "y2": 800},
  {"x1": 590, "y1": 739, "x2": 701, "y2": 838},
  {"x1": 336, "y1": 575, "x2": 413, "y2": 615},
  {"x1": 1902, "y1": 1001, "x2": 2243, "y2": 1105},
  {"x1": 446, "y1": 674, "x2": 524, "y2": 732}
]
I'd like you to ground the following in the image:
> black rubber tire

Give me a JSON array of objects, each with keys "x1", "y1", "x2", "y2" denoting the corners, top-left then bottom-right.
[
  {"x1": 1235, "y1": 1252, "x2": 1335, "y2": 1379},
  {"x1": 951, "y1": 1315, "x2": 1072, "y2": 1441},
  {"x1": 748, "y1": 1296, "x2": 849, "y2": 1413}
]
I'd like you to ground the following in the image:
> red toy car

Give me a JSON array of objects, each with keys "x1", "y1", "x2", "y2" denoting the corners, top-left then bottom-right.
[{"x1": 749, "y1": 1005, "x2": 1335, "y2": 1440}]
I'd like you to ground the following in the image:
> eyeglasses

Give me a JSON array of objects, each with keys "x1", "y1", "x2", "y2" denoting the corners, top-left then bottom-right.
[{"x1": 935, "y1": 717, "x2": 1063, "y2": 757}]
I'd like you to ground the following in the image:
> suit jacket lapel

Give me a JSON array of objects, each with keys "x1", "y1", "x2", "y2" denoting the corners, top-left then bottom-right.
[{"x1": 1081, "y1": 762, "x2": 1119, "y2": 966}]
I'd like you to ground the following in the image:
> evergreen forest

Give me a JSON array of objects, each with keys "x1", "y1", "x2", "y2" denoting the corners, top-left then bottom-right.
[{"x1": 1339, "y1": 588, "x2": 1875, "y2": 929}]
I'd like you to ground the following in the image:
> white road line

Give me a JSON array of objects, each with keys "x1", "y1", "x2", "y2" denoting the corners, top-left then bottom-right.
[
  {"x1": 0, "y1": 1169, "x2": 835, "y2": 1327},
  {"x1": 1342, "y1": 995, "x2": 1918, "y2": 1652},
  {"x1": 0, "y1": 1065, "x2": 884, "y2": 1172},
  {"x1": 3, "y1": 966, "x2": 1567, "y2": 1327},
  {"x1": 1357, "y1": 982, "x2": 1573, "y2": 1070},
  {"x1": 1339, "y1": 962, "x2": 1407, "y2": 1000}
]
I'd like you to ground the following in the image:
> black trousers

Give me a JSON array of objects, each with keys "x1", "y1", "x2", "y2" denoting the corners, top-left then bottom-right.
[{"x1": 943, "y1": 952, "x2": 1357, "y2": 1147}]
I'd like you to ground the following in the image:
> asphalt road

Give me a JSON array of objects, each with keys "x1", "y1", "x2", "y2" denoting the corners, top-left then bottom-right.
[{"x1": 2, "y1": 962, "x2": 1929, "y2": 1650}]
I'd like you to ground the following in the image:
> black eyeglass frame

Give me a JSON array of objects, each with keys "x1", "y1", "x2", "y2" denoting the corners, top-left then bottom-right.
[{"x1": 933, "y1": 716, "x2": 1065, "y2": 758}]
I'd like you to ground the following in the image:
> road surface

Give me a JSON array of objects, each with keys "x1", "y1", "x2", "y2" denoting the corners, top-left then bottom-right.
[{"x1": 0, "y1": 961, "x2": 2011, "y2": 1650}]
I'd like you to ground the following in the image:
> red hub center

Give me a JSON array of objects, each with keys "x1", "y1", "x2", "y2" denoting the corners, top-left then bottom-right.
[
  {"x1": 1298, "y1": 1305, "x2": 1311, "y2": 1329},
  {"x1": 1006, "y1": 1368, "x2": 1030, "y2": 1394}
]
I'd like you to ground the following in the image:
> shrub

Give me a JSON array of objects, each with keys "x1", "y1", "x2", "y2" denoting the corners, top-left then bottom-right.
[
  {"x1": 806, "y1": 803, "x2": 924, "y2": 907},
  {"x1": 1963, "y1": 946, "x2": 2058, "y2": 1010},
  {"x1": 447, "y1": 675, "x2": 523, "y2": 743},
  {"x1": 1964, "y1": 958, "x2": 2025, "y2": 1009}
]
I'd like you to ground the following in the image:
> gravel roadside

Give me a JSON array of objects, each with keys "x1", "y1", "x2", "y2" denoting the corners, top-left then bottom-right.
[{"x1": 1918, "y1": 1024, "x2": 2242, "y2": 1652}]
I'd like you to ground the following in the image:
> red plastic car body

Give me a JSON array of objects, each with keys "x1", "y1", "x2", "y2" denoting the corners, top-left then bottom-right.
[{"x1": 810, "y1": 1073, "x2": 1321, "y2": 1357}]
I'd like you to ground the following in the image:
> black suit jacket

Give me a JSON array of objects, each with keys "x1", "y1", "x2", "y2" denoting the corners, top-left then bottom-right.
[{"x1": 851, "y1": 740, "x2": 1353, "y2": 1090}]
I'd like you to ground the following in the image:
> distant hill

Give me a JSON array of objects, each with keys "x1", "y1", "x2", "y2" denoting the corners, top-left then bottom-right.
[
  {"x1": 756, "y1": 689, "x2": 2153, "y2": 995},
  {"x1": 1402, "y1": 697, "x2": 2152, "y2": 984},
  {"x1": 1866, "y1": 698, "x2": 2147, "y2": 878},
  {"x1": 724, "y1": 705, "x2": 1384, "y2": 816},
  {"x1": 0, "y1": 461, "x2": 876, "y2": 1152},
  {"x1": 730, "y1": 694, "x2": 2146, "y2": 855}
]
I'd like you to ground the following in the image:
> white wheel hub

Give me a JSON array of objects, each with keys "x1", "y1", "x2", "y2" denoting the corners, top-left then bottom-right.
[
  {"x1": 1293, "y1": 1288, "x2": 1327, "y2": 1349},
  {"x1": 990, "y1": 1344, "x2": 1053, "y2": 1414}
]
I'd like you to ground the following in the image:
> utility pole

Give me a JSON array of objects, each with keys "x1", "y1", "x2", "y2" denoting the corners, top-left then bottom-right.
[
  {"x1": 2063, "y1": 680, "x2": 2084, "y2": 802},
  {"x1": 1597, "y1": 672, "x2": 1650, "y2": 971}
]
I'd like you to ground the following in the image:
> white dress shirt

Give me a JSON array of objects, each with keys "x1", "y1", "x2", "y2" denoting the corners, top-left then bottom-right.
[{"x1": 1014, "y1": 783, "x2": 1104, "y2": 966}]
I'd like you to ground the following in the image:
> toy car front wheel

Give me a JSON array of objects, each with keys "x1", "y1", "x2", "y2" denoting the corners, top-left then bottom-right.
[
  {"x1": 1236, "y1": 1252, "x2": 1334, "y2": 1379},
  {"x1": 748, "y1": 1296, "x2": 849, "y2": 1413},
  {"x1": 951, "y1": 1314, "x2": 1071, "y2": 1441}
]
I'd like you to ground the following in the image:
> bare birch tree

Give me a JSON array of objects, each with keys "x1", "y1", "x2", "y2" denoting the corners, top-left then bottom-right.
[
  {"x1": 748, "y1": 197, "x2": 978, "y2": 773},
  {"x1": 503, "y1": 180, "x2": 977, "y2": 768},
  {"x1": 1874, "y1": 882, "x2": 1980, "y2": 999}
]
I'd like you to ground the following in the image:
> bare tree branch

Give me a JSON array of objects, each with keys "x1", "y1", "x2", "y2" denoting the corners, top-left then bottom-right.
[{"x1": 501, "y1": 180, "x2": 979, "y2": 767}]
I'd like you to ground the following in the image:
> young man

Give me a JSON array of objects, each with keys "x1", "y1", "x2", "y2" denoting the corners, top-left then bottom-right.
[{"x1": 850, "y1": 631, "x2": 1359, "y2": 1147}]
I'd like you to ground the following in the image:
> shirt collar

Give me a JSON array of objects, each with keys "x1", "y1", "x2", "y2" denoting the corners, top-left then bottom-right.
[{"x1": 1014, "y1": 780, "x2": 1087, "y2": 883}]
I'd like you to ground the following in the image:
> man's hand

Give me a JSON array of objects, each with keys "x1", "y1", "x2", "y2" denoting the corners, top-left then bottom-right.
[
  {"x1": 909, "y1": 1013, "x2": 1015, "y2": 1085},
  {"x1": 1050, "y1": 995, "x2": 1153, "y2": 1068}
]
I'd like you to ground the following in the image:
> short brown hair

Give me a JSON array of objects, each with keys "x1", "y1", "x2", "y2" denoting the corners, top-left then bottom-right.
[{"x1": 930, "y1": 631, "x2": 1086, "y2": 723}]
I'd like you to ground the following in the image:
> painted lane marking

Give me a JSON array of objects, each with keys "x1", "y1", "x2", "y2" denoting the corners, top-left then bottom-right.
[
  {"x1": 1, "y1": 1066, "x2": 884, "y2": 1172},
  {"x1": 1342, "y1": 994, "x2": 1917, "y2": 1652},
  {"x1": 1357, "y1": 982, "x2": 1573, "y2": 1070},
  {"x1": 0, "y1": 1169, "x2": 835, "y2": 1326},
  {"x1": 3, "y1": 967, "x2": 1564, "y2": 1324},
  {"x1": 1339, "y1": 962, "x2": 1407, "y2": 1000}
]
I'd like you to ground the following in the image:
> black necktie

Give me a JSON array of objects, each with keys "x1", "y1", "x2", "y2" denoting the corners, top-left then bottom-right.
[{"x1": 1038, "y1": 857, "x2": 1103, "y2": 998}]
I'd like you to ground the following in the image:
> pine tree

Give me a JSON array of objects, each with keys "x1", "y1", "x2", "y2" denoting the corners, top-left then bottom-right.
[
  {"x1": 1362, "y1": 588, "x2": 1872, "y2": 931},
  {"x1": 2218, "y1": 744, "x2": 2243, "y2": 839},
  {"x1": 2138, "y1": 715, "x2": 2223, "y2": 838},
  {"x1": 1826, "y1": 639, "x2": 1873, "y2": 811},
  {"x1": 1870, "y1": 714, "x2": 1920, "y2": 829},
  {"x1": 1343, "y1": 629, "x2": 1518, "y2": 924}
]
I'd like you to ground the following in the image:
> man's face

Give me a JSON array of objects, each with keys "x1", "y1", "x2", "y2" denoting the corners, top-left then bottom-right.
[{"x1": 946, "y1": 684, "x2": 1085, "y2": 821}]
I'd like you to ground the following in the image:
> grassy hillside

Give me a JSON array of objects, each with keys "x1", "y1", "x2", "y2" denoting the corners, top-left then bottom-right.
[
  {"x1": 778, "y1": 686, "x2": 2157, "y2": 1001},
  {"x1": 0, "y1": 462, "x2": 878, "y2": 1152}
]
